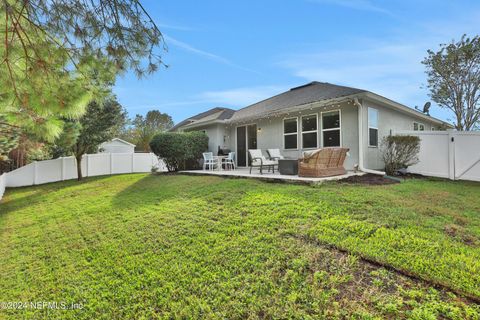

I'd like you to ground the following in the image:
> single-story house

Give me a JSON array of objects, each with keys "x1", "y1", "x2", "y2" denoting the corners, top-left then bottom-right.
[
  {"x1": 99, "y1": 138, "x2": 136, "y2": 154},
  {"x1": 171, "y1": 82, "x2": 451, "y2": 171}
]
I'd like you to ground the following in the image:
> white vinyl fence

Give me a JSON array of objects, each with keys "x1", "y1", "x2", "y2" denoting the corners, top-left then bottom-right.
[
  {"x1": 2, "y1": 153, "x2": 166, "y2": 191},
  {"x1": 0, "y1": 173, "x2": 6, "y2": 200},
  {"x1": 396, "y1": 130, "x2": 480, "y2": 182}
]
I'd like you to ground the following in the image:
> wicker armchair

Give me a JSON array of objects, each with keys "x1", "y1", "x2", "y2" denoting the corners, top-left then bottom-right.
[{"x1": 298, "y1": 147, "x2": 349, "y2": 177}]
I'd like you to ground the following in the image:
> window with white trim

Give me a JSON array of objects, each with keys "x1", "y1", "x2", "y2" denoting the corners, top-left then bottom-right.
[
  {"x1": 322, "y1": 110, "x2": 341, "y2": 147},
  {"x1": 283, "y1": 117, "x2": 298, "y2": 149},
  {"x1": 413, "y1": 122, "x2": 425, "y2": 131},
  {"x1": 368, "y1": 107, "x2": 379, "y2": 147},
  {"x1": 301, "y1": 114, "x2": 318, "y2": 149}
]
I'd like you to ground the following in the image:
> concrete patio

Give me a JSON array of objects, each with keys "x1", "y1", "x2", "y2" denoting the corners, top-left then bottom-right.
[{"x1": 180, "y1": 167, "x2": 365, "y2": 184}]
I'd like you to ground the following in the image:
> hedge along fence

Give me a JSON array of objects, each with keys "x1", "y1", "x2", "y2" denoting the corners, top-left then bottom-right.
[{"x1": 150, "y1": 131, "x2": 209, "y2": 172}]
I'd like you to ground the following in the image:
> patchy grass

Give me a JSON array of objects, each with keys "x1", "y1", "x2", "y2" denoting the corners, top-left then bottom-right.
[{"x1": 1, "y1": 174, "x2": 480, "y2": 319}]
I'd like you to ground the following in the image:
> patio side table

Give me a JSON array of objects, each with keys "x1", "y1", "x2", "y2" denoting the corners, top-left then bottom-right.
[{"x1": 278, "y1": 159, "x2": 299, "y2": 175}]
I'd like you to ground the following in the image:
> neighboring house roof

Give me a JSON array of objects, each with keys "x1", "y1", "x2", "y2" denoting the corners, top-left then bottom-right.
[
  {"x1": 170, "y1": 107, "x2": 235, "y2": 131},
  {"x1": 102, "y1": 138, "x2": 136, "y2": 147},
  {"x1": 171, "y1": 82, "x2": 451, "y2": 130},
  {"x1": 229, "y1": 82, "x2": 366, "y2": 122}
]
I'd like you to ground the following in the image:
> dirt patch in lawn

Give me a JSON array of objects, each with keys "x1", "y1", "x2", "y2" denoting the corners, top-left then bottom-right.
[{"x1": 338, "y1": 173, "x2": 399, "y2": 185}]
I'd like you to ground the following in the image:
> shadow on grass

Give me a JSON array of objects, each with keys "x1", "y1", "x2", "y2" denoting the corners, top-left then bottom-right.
[
  {"x1": 0, "y1": 175, "x2": 125, "y2": 216},
  {"x1": 110, "y1": 173, "x2": 265, "y2": 212}
]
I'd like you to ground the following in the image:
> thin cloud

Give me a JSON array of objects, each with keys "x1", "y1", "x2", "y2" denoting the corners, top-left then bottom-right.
[
  {"x1": 157, "y1": 23, "x2": 193, "y2": 31},
  {"x1": 164, "y1": 35, "x2": 231, "y2": 64},
  {"x1": 308, "y1": 0, "x2": 390, "y2": 14},
  {"x1": 164, "y1": 35, "x2": 261, "y2": 74}
]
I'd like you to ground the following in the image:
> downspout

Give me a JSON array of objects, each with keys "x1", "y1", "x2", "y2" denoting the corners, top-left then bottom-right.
[{"x1": 353, "y1": 98, "x2": 386, "y2": 175}]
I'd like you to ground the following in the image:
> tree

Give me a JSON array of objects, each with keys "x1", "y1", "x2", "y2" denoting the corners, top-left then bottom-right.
[
  {"x1": 1, "y1": 0, "x2": 165, "y2": 157},
  {"x1": 150, "y1": 132, "x2": 208, "y2": 172},
  {"x1": 66, "y1": 98, "x2": 126, "y2": 180},
  {"x1": 127, "y1": 110, "x2": 173, "y2": 151},
  {"x1": 381, "y1": 135, "x2": 420, "y2": 176},
  {"x1": 423, "y1": 35, "x2": 480, "y2": 130}
]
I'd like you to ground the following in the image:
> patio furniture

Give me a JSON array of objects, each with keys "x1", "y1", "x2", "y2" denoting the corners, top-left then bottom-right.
[
  {"x1": 278, "y1": 159, "x2": 298, "y2": 175},
  {"x1": 202, "y1": 152, "x2": 217, "y2": 171},
  {"x1": 267, "y1": 149, "x2": 284, "y2": 163},
  {"x1": 222, "y1": 152, "x2": 236, "y2": 170},
  {"x1": 298, "y1": 147, "x2": 349, "y2": 177},
  {"x1": 248, "y1": 149, "x2": 277, "y2": 174}
]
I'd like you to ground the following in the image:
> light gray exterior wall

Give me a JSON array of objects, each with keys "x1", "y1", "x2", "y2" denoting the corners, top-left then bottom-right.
[
  {"x1": 179, "y1": 98, "x2": 444, "y2": 171},
  {"x1": 227, "y1": 101, "x2": 360, "y2": 170},
  {"x1": 361, "y1": 99, "x2": 442, "y2": 170},
  {"x1": 99, "y1": 140, "x2": 135, "y2": 153}
]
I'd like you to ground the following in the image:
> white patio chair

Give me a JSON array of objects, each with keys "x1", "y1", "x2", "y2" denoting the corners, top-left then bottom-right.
[
  {"x1": 248, "y1": 149, "x2": 277, "y2": 174},
  {"x1": 222, "y1": 152, "x2": 235, "y2": 170},
  {"x1": 267, "y1": 149, "x2": 284, "y2": 164},
  {"x1": 202, "y1": 152, "x2": 217, "y2": 170}
]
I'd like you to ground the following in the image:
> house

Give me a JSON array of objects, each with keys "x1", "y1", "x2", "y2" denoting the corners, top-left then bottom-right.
[
  {"x1": 99, "y1": 138, "x2": 136, "y2": 154},
  {"x1": 171, "y1": 82, "x2": 451, "y2": 171}
]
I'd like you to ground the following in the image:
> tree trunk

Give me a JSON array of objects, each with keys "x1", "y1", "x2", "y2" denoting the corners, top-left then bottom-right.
[{"x1": 76, "y1": 154, "x2": 83, "y2": 181}]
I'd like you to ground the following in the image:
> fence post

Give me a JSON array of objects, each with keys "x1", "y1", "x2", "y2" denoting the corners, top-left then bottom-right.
[
  {"x1": 61, "y1": 157, "x2": 65, "y2": 181},
  {"x1": 86, "y1": 154, "x2": 89, "y2": 177},
  {"x1": 447, "y1": 130, "x2": 455, "y2": 180},
  {"x1": 33, "y1": 161, "x2": 38, "y2": 185},
  {"x1": 131, "y1": 153, "x2": 135, "y2": 173},
  {"x1": 110, "y1": 153, "x2": 113, "y2": 175}
]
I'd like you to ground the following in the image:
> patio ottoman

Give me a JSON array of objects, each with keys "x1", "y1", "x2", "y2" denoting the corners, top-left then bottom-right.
[{"x1": 278, "y1": 159, "x2": 298, "y2": 175}]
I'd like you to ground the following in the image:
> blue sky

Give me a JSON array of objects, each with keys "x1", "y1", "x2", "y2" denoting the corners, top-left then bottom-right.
[{"x1": 113, "y1": 0, "x2": 480, "y2": 125}]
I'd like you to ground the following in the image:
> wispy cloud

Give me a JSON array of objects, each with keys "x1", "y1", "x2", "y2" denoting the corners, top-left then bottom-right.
[
  {"x1": 308, "y1": 0, "x2": 390, "y2": 14},
  {"x1": 164, "y1": 35, "x2": 260, "y2": 74},
  {"x1": 157, "y1": 23, "x2": 193, "y2": 31},
  {"x1": 164, "y1": 35, "x2": 231, "y2": 64}
]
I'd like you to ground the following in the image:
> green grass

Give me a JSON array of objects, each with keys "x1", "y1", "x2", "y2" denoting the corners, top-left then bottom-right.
[{"x1": 1, "y1": 174, "x2": 480, "y2": 319}]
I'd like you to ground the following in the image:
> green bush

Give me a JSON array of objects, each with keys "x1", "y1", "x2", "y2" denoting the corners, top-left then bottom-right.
[
  {"x1": 381, "y1": 135, "x2": 420, "y2": 176},
  {"x1": 150, "y1": 131, "x2": 209, "y2": 171}
]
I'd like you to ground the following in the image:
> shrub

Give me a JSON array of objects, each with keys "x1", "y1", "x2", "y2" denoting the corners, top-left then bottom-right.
[
  {"x1": 381, "y1": 135, "x2": 420, "y2": 176},
  {"x1": 150, "y1": 131, "x2": 208, "y2": 172}
]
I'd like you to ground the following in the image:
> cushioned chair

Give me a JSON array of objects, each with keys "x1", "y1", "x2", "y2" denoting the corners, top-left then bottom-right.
[
  {"x1": 248, "y1": 149, "x2": 277, "y2": 174},
  {"x1": 298, "y1": 147, "x2": 349, "y2": 177},
  {"x1": 267, "y1": 149, "x2": 284, "y2": 164}
]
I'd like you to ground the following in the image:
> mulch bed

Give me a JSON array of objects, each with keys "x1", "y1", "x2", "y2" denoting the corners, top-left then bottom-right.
[{"x1": 338, "y1": 173, "x2": 400, "y2": 185}]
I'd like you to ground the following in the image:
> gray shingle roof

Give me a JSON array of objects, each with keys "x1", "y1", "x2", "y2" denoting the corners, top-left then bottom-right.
[
  {"x1": 228, "y1": 82, "x2": 367, "y2": 122},
  {"x1": 170, "y1": 107, "x2": 235, "y2": 131}
]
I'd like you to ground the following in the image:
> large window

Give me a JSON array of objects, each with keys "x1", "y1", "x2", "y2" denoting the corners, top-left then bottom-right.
[
  {"x1": 368, "y1": 107, "x2": 379, "y2": 147},
  {"x1": 301, "y1": 114, "x2": 318, "y2": 149},
  {"x1": 413, "y1": 122, "x2": 425, "y2": 131},
  {"x1": 283, "y1": 117, "x2": 298, "y2": 149},
  {"x1": 322, "y1": 111, "x2": 341, "y2": 147}
]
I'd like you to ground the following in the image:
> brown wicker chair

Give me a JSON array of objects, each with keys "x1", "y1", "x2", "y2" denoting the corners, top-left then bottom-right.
[{"x1": 298, "y1": 147, "x2": 349, "y2": 177}]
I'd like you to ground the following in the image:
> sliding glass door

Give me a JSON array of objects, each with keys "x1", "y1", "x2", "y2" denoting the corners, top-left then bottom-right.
[{"x1": 236, "y1": 124, "x2": 257, "y2": 167}]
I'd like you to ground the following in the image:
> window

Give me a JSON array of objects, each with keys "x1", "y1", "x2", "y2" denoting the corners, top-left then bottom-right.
[
  {"x1": 368, "y1": 108, "x2": 379, "y2": 147},
  {"x1": 431, "y1": 127, "x2": 436, "y2": 131},
  {"x1": 301, "y1": 114, "x2": 318, "y2": 149},
  {"x1": 413, "y1": 122, "x2": 425, "y2": 131},
  {"x1": 283, "y1": 118, "x2": 298, "y2": 149},
  {"x1": 322, "y1": 111, "x2": 341, "y2": 147}
]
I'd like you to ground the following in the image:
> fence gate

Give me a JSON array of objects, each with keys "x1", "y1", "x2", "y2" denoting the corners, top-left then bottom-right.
[{"x1": 396, "y1": 131, "x2": 480, "y2": 182}]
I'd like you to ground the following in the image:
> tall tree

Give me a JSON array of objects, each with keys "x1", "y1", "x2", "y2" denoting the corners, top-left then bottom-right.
[
  {"x1": 127, "y1": 110, "x2": 173, "y2": 151},
  {"x1": 1, "y1": 0, "x2": 165, "y2": 157},
  {"x1": 423, "y1": 35, "x2": 480, "y2": 130},
  {"x1": 56, "y1": 98, "x2": 127, "y2": 180}
]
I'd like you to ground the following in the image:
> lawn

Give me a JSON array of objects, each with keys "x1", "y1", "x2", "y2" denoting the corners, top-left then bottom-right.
[{"x1": 1, "y1": 174, "x2": 480, "y2": 319}]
